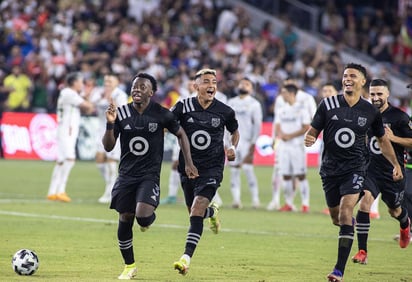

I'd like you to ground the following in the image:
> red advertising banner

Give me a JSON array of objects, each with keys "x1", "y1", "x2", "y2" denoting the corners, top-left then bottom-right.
[
  {"x1": 0, "y1": 113, "x2": 320, "y2": 166},
  {"x1": 1, "y1": 112, "x2": 58, "y2": 160}
]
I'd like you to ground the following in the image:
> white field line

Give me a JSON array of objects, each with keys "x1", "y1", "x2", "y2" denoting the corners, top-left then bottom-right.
[{"x1": 0, "y1": 208, "x2": 393, "y2": 242}]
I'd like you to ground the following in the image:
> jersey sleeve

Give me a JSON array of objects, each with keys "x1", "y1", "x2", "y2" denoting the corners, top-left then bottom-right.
[
  {"x1": 310, "y1": 100, "x2": 326, "y2": 131},
  {"x1": 225, "y1": 107, "x2": 239, "y2": 133},
  {"x1": 251, "y1": 101, "x2": 263, "y2": 143},
  {"x1": 397, "y1": 112, "x2": 412, "y2": 138},
  {"x1": 370, "y1": 111, "x2": 385, "y2": 138}
]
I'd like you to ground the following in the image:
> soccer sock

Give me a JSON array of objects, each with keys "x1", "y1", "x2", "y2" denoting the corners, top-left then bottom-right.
[
  {"x1": 168, "y1": 169, "x2": 180, "y2": 197},
  {"x1": 136, "y1": 213, "x2": 156, "y2": 228},
  {"x1": 271, "y1": 170, "x2": 281, "y2": 205},
  {"x1": 335, "y1": 224, "x2": 354, "y2": 275},
  {"x1": 96, "y1": 162, "x2": 107, "y2": 182},
  {"x1": 299, "y1": 179, "x2": 310, "y2": 207},
  {"x1": 283, "y1": 179, "x2": 294, "y2": 207},
  {"x1": 184, "y1": 216, "x2": 203, "y2": 257},
  {"x1": 48, "y1": 164, "x2": 62, "y2": 195},
  {"x1": 105, "y1": 161, "x2": 117, "y2": 196},
  {"x1": 370, "y1": 194, "x2": 380, "y2": 214},
  {"x1": 230, "y1": 167, "x2": 241, "y2": 204},
  {"x1": 118, "y1": 220, "x2": 134, "y2": 265},
  {"x1": 355, "y1": 210, "x2": 370, "y2": 252},
  {"x1": 203, "y1": 207, "x2": 215, "y2": 219},
  {"x1": 57, "y1": 160, "x2": 75, "y2": 194},
  {"x1": 243, "y1": 164, "x2": 259, "y2": 204},
  {"x1": 396, "y1": 207, "x2": 409, "y2": 229}
]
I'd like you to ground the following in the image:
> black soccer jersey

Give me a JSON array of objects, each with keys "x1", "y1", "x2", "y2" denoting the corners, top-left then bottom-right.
[
  {"x1": 311, "y1": 94, "x2": 385, "y2": 177},
  {"x1": 172, "y1": 97, "x2": 238, "y2": 178},
  {"x1": 113, "y1": 101, "x2": 180, "y2": 180},
  {"x1": 367, "y1": 104, "x2": 412, "y2": 179}
]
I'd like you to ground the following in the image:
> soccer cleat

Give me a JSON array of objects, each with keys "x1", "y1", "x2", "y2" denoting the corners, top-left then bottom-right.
[
  {"x1": 352, "y1": 249, "x2": 368, "y2": 264},
  {"x1": 399, "y1": 218, "x2": 411, "y2": 248},
  {"x1": 98, "y1": 194, "x2": 111, "y2": 204},
  {"x1": 369, "y1": 212, "x2": 380, "y2": 219},
  {"x1": 327, "y1": 268, "x2": 343, "y2": 282},
  {"x1": 159, "y1": 196, "x2": 177, "y2": 205},
  {"x1": 140, "y1": 226, "x2": 150, "y2": 232},
  {"x1": 322, "y1": 208, "x2": 330, "y2": 215},
  {"x1": 252, "y1": 200, "x2": 261, "y2": 209},
  {"x1": 118, "y1": 263, "x2": 137, "y2": 280},
  {"x1": 393, "y1": 233, "x2": 412, "y2": 242},
  {"x1": 56, "y1": 192, "x2": 71, "y2": 202},
  {"x1": 173, "y1": 257, "x2": 189, "y2": 275},
  {"x1": 47, "y1": 194, "x2": 57, "y2": 201},
  {"x1": 278, "y1": 204, "x2": 294, "y2": 212},
  {"x1": 231, "y1": 202, "x2": 242, "y2": 209},
  {"x1": 301, "y1": 205, "x2": 310, "y2": 213},
  {"x1": 266, "y1": 200, "x2": 279, "y2": 211},
  {"x1": 209, "y1": 202, "x2": 221, "y2": 234}
]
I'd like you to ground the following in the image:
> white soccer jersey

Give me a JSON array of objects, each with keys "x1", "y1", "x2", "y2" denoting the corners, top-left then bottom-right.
[
  {"x1": 275, "y1": 102, "x2": 311, "y2": 147},
  {"x1": 56, "y1": 87, "x2": 85, "y2": 161},
  {"x1": 92, "y1": 87, "x2": 128, "y2": 157},
  {"x1": 228, "y1": 95, "x2": 262, "y2": 144}
]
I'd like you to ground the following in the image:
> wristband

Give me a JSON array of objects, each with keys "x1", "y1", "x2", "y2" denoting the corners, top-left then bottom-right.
[{"x1": 106, "y1": 123, "x2": 115, "y2": 130}]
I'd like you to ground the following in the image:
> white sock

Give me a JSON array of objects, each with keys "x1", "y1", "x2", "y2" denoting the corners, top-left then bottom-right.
[
  {"x1": 104, "y1": 161, "x2": 117, "y2": 196},
  {"x1": 168, "y1": 169, "x2": 180, "y2": 197},
  {"x1": 371, "y1": 194, "x2": 380, "y2": 214},
  {"x1": 283, "y1": 179, "x2": 295, "y2": 207},
  {"x1": 96, "y1": 163, "x2": 107, "y2": 182},
  {"x1": 243, "y1": 164, "x2": 259, "y2": 204},
  {"x1": 48, "y1": 164, "x2": 63, "y2": 195},
  {"x1": 271, "y1": 169, "x2": 281, "y2": 205},
  {"x1": 230, "y1": 167, "x2": 241, "y2": 203},
  {"x1": 299, "y1": 179, "x2": 310, "y2": 207},
  {"x1": 57, "y1": 160, "x2": 75, "y2": 194}
]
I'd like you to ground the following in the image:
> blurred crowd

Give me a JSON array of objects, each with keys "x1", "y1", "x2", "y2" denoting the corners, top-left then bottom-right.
[{"x1": 0, "y1": 0, "x2": 411, "y2": 120}]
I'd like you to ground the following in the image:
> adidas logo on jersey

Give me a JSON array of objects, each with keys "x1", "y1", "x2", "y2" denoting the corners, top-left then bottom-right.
[
  {"x1": 331, "y1": 115, "x2": 338, "y2": 120},
  {"x1": 187, "y1": 117, "x2": 194, "y2": 123},
  {"x1": 124, "y1": 124, "x2": 131, "y2": 130}
]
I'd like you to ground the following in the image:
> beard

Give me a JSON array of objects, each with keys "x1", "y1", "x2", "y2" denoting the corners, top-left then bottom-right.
[{"x1": 238, "y1": 89, "x2": 248, "y2": 95}]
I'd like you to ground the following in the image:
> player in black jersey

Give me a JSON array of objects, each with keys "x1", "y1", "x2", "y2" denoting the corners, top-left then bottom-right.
[
  {"x1": 102, "y1": 73, "x2": 198, "y2": 279},
  {"x1": 172, "y1": 68, "x2": 239, "y2": 275},
  {"x1": 351, "y1": 79, "x2": 412, "y2": 265},
  {"x1": 304, "y1": 64, "x2": 403, "y2": 282}
]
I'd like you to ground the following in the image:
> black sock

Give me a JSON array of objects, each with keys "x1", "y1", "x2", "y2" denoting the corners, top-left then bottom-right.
[
  {"x1": 184, "y1": 216, "x2": 203, "y2": 257},
  {"x1": 355, "y1": 210, "x2": 370, "y2": 252},
  {"x1": 203, "y1": 207, "x2": 214, "y2": 218},
  {"x1": 335, "y1": 224, "x2": 354, "y2": 275},
  {"x1": 396, "y1": 208, "x2": 409, "y2": 229},
  {"x1": 118, "y1": 220, "x2": 134, "y2": 265}
]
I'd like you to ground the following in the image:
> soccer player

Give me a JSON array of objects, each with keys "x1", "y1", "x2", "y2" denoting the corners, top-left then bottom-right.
[
  {"x1": 273, "y1": 84, "x2": 311, "y2": 212},
  {"x1": 267, "y1": 78, "x2": 316, "y2": 211},
  {"x1": 304, "y1": 63, "x2": 403, "y2": 282},
  {"x1": 91, "y1": 73, "x2": 128, "y2": 203},
  {"x1": 227, "y1": 77, "x2": 263, "y2": 209},
  {"x1": 102, "y1": 73, "x2": 198, "y2": 280},
  {"x1": 46, "y1": 72, "x2": 94, "y2": 202},
  {"x1": 172, "y1": 68, "x2": 239, "y2": 275},
  {"x1": 351, "y1": 79, "x2": 412, "y2": 265}
]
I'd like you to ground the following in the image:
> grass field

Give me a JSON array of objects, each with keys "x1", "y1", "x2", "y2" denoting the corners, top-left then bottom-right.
[{"x1": 0, "y1": 159, "x2": 411, "y2": 281}]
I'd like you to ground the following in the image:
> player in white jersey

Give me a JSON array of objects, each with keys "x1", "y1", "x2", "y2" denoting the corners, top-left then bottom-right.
[
  {"x1": 271, "y1": 84, "x2": 311, "y2": 212},
  {"x1": 267, "y1": 79, "x2": 316, "y2": 211},
  {"x1": 160, "y1": 76, "x2": 227, "y2": 206},
  {"x1": 227, "y1": 77, "x2": 263, "y2": 208},
  {"x1": 91, "y1": 73, "x2": 128, "y2": 203},
  {"x1": 47, "y1": 72, "x2": 94, "y2": 202}
]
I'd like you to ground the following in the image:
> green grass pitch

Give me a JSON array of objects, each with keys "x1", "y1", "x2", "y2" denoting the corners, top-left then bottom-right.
[{"x1": 0, "y1": 159, "x2": 411, "y2": 281}]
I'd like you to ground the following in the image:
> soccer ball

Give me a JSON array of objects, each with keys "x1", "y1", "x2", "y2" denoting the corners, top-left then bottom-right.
[{"x1": 11, "y1": 249, "x2": 39, "y2": 275}]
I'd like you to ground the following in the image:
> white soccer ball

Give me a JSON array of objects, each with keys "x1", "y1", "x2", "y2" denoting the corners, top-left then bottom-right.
[{"x1": 12, "y1": 249, "x2": 39, "y2": 275}]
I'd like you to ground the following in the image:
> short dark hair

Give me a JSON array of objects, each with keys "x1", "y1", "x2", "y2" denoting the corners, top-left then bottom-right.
[
  {"x1": 66, "y1": 72, "x2": 83, "y2": 86},
  {"x1": 370, "y1": 79, "x2": 388, "y2": 88},
  {"x1": 133, "y1": 73, "x2": 158, "y2": 92},
  {"x1": 283, "y1": 83, "x2": 298, "y2": 94},
  {"x1": 344, "y1": 63, "x2": 368, "y2": 79}
]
